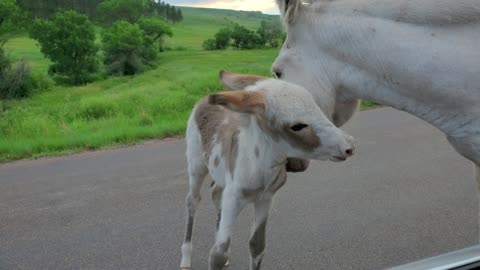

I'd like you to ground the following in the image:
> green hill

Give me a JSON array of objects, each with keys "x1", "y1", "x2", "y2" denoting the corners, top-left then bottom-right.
[
  {"x1": 167, "y1": 7, "x2": 279, "y2": 49},
  {"x1": 0, "y1": 7, "x2": 280, "y2": 162}
]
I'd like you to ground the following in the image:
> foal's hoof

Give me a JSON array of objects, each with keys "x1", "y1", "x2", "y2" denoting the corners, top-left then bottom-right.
[{"x1": 224, "y1": 259, "x2": 230, "y2": 267}]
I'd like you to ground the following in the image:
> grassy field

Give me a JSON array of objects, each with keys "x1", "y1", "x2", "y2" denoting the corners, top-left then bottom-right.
[{"x1": 0, "y1": 7, "x2": 374, "y2": 163}]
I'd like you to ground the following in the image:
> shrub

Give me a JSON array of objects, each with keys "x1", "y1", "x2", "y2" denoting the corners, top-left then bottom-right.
[
  {"x1": 230, "y1": 24, "x2": 263, "y2": 49},
  {"x1": 0, "y1": 49, "x2": 35, "y2": 111},
  {"x1": 202, "y1": 38, "x2": 217, "y2": 50},
  {"x1": 214, "y1": 28, "x2": 231, "y2": 49},
  {"x1": 202, "y1": 27, "x2": 231, "y2": 50},
  {"x1": 30, "y1": 11, "x2": 99, "y2": 85},
  {"x1": 102, "y1": 20, "x2": 157, "y2": 76}
]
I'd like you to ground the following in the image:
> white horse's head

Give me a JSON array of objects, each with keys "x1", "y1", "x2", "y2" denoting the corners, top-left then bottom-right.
[{"x1": 272, "y1": 0, "x2": 338, "y2": 113}]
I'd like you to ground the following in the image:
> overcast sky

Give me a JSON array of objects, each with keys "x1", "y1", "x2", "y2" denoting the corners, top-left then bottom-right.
[{"x1": 168, "y1": 0, "x2": 280, "y2": 15}]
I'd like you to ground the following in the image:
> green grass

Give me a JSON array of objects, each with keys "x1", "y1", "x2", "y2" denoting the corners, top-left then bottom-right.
[
  {"x1": 0, "y1": 7, "x2": 376, "y2": 163},
  {"x1": 0, "y1": 47, "x2": 278, "y2": 162}
]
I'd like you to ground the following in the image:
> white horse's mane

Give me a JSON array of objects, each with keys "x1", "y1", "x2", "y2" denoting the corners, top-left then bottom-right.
[{"x1": 284, "y1": 0, "x2": 480, "y2": 26}]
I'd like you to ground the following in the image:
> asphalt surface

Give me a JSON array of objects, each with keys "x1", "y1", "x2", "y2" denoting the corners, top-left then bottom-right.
[{"x1": 0, "y1": 108, "x2": 478, "y2": 270}]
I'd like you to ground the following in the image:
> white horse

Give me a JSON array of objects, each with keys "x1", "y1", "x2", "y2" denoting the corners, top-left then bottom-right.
[{"x1": 272, "y1": 0, "x2": 480, "y2": 234}]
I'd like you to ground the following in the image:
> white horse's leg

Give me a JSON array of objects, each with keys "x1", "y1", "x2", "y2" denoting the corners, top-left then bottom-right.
[
  {"x1": 209, "y1": 189, "x2": 247, "y2": 270},
  {"x1": 180, "y1": 159, "x2": 208, "y2": 270},
  {"x1": 476, "y1": 164, "x2": 480, "y2": 241},
  {"x1": 249, "y1": 197, "x2": 272, "y2": 270}
]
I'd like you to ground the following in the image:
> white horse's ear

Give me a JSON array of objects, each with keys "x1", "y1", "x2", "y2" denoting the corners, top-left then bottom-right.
[
  {"x1": 277, "y1": 0, "x2": 304, "y2": 24},
  {"x1": 219, "y1": 70, "x2": 268, "y2": 90}
]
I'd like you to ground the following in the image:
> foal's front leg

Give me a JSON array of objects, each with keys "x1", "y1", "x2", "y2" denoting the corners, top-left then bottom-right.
[
  {"x1": 249, "y1": 196, "x2": 272, "y2": 270},
  {"x1": 209, "y1": 188, "x2": 247, "y2": 270}
]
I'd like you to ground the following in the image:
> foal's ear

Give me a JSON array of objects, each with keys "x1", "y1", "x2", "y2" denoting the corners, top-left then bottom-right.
[
  {"x1": 219, "y1": 70, "x2": 268, "y2": 90},
  {"x1": 277, "y1": 0, "x2": 304, "y2": 24},
  {"x1": 208, "y1": 90, "x2": 266, "y2": 113}
]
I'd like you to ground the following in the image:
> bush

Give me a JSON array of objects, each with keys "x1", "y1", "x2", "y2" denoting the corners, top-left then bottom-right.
[
  {"x1": 102, "y1": 20, "x2": 157, "y2": 76},
  {"x1": 202, "y1": 27, "x2": 231, "y2": 50},
  {"x1": 230, "y1": 24, "x2": 263, "y2": 49},
  {"x1": 202, "y1": 38, "x2": 217, "y2": 50},
  {"x1": 30, "y1": 11, "x2": 99, "y2": 85},
  {"x1": 0, "y1": 49, "x2": 35, "y2": 111},
  {"x1": 214, "y1": 28, "x2": 231, "y2": 49}
]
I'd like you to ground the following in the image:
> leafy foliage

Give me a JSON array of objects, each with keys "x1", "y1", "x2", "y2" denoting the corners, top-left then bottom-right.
[
  {"x1": 102, "y1": 20, "x2": 157, "y2": 75},
  {"x1": 30, "y1": 11, "x2": 98, "y2": 85}
]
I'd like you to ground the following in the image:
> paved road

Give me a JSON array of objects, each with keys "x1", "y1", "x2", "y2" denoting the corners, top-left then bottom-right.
[{"x1": 0, "y1": 108, "x2": 477, "y2": 270}]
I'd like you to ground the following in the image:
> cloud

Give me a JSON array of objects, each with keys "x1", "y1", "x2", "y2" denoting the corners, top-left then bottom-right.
[{"x1": 173, "y1": 0, "x2": 279, "y2": 14}]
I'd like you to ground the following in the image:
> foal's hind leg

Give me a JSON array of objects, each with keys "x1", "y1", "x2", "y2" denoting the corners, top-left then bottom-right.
[
  {"x1": 180, "y1": 158, "x2": 208, "y2": 270},
  {"x1": 211, "y1": 184, "x2": 230, "y2": 267},
  {"x1": 249, "y1": 197, "x2": 272, "y2": 270}
]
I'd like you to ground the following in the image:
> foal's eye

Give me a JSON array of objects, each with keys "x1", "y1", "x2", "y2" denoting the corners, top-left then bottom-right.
[{"x1": 290, "y1": 123, "x2": 309, "y2": 131}]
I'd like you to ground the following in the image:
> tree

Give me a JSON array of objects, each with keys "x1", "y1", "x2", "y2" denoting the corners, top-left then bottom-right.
[
  {"x1": 0, "y1": 0, "x2": 24, "y2": 48},
  {"x1": 214, "y1": 28, "x2": 231, "y2": 49},
  {"x1": 30, "y1": 11, "x2": 99, "y2": 85},
  {"x1": 230, "y1": 24, "x2": 263, "y2": 49},
  {"x1": 137, "y1": 17, "x2": 173, "y2": 51},
  {"x1": 16, "y1": 0, "x2": 104, "y2": 19},
  {"x1": 98, "y1": 0, "x2": 149, "y2": 24},
  {"x1": 102, "y1": 20, "x2": 157, "y2": 75},
  {"x1": 257, "y1": 20, "x2": 283, "y2": 48},
  {"x1": 176, "y1": 9, "x2": 183, "y2": 23},
  {"x1": 153, "y1": 1, "x2": 183, "y2": 23}
]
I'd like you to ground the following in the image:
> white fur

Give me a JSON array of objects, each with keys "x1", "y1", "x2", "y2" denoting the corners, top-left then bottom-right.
[
  {"x1": 273, "y1": 0, "x2": 480, "y2": 237},
  {"x1": 179, "y1": 78, "x2": 354, "y2": 270}
]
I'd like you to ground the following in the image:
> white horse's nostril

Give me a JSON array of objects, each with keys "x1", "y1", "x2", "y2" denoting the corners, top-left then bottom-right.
[{"x1": 345, "y1": 148, "x2": 354, "y2": 157}]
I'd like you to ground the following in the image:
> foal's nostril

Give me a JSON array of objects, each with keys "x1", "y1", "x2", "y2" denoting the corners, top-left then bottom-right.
[{"x1": 345, "y1": 148, "x2": 354, "y2": 157}]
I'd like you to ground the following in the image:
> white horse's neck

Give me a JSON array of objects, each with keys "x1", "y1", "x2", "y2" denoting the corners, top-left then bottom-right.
[{"x1": 305, "y1": 10, "x2": 480, "y2": 137}]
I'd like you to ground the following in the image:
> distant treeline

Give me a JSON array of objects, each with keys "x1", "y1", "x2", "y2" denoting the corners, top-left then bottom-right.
[
  {"x1": 203, "y1": 20, "x2": 284, "y2": 50},
  {"x1": 16, "y1": 0, "x2": 183, "y2": 23}
]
